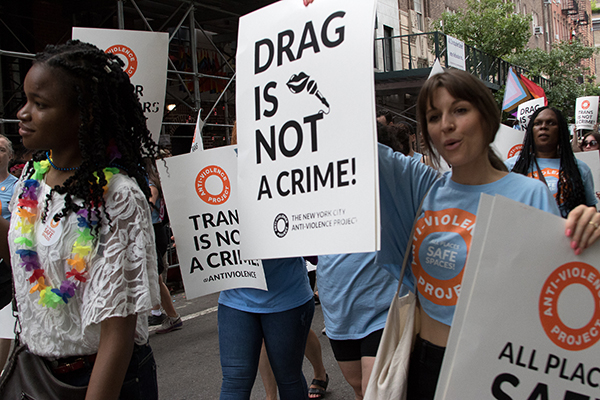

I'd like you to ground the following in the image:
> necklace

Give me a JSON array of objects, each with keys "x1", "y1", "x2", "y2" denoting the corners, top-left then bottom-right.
[
  {"x1": 14, "y1": 160, "x2": 117, "y2": 308},
  {"x1": 46, "y1": 151, "x2": 80, "y2": 172}
]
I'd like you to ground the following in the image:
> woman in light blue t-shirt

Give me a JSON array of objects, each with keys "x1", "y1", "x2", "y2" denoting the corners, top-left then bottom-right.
[
  {"x1": 374, "y1": 69, "x2": 600, "y2": 400},
  {"x1": 507, "y1": 106, "x2": 597, "y2": 217}
]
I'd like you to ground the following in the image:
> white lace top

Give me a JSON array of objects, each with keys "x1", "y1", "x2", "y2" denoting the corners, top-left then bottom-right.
[{"x1": 8, "y1": 172, "x2": 160, "y2": 358}]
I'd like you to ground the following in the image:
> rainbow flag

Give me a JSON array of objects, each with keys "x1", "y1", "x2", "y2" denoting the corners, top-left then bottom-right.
[
  {"x1": 520, "y1": 74, "x2": 547, "y2": 106},
  {"x1": 502, "y1": 67, "x2": 532, "y2": 113}
]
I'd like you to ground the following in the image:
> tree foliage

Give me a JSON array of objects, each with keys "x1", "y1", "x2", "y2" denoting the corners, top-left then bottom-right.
[
  {"x1": 508, "y1": 40, "x2": 598, "y2": 120},
  {"x1": 431, "y1": 0, "x2": 531, "y2": 59}
]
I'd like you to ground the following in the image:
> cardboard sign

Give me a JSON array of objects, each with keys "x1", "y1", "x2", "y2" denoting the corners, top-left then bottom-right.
[
  {"x1": 191, "y1": 110, "x2": 204, "y2": 153},
  {"x1": 446, "y1": 35, "x2": 466, "y2": 71},
  {"x1": 436, "y1": 195, "x2": 600, "y2": 400},
  {"x1": 517, "y1": 97, "x2": 545, "y2": 131},
  {"x1": 575, "y1": 151, "x2": 600, "y2": 203},
  {"x1": 156, "y1": 147, "x2": 266, "y2": 299},
  {"x1": 72, "y1": 28, "x2": 168, "y2": 143},
  {"x1": 236, "y1": 0, "x2": 380, "y2": 259},
  {"x1": 0, "y1": 304, "x2": 15, "y2": 339},
  {"x1": 575, "y1": 96, "x2": 599, "y2": 130},
  {"x1": 491, "y1": 124, "x2": 526, "y2": 161}
]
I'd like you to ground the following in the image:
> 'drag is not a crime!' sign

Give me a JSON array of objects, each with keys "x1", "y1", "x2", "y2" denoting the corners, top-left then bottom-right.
[
  {"x1": 236, "y1": 0, "x2": 380, "y2": 260},
  {"x1": 157, "y1": 147, "x2": 266, "y2": 299}
]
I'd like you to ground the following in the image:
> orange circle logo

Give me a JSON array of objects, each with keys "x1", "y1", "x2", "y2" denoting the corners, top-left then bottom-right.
[
  {"x1": 582, "y1": 100, "x2": 591, "y2": 110},
  {"x1": 195, "y1": 165, "x2": 230, "y2": 205},
  {"x1": 539, "y1": 262, "x2": 600, "y2": 351},
  {"x1": 105, "y1": 45, "x2": 138, "y2": 77},
  {"x1": 50, "y1": 219, "x2": 60, "y2": 228},
  {"x1": 412, "y1": 208, "x2": 475, "y2": 306},
  {"x1": 507, "y1": 144, "x2": 523, "y2": 159}
]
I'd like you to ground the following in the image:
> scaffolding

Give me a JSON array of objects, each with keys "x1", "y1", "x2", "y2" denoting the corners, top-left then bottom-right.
[{"x1": 0, "y1": 0, "x2": 274, "y2": 151}]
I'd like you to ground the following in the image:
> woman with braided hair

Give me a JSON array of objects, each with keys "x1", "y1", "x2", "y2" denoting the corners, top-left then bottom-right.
[
  {"x1": 0, "y1": 40, "x2": 160, "y2": 399},
  {"x1": 506, "y1": 106, "x2": 597, "y2": 217}
]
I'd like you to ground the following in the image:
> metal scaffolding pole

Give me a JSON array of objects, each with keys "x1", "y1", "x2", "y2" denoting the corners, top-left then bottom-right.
[
  {"x1": 117, "y1": 0, "x2": 125, "y2": 30},
  {"x1": 188, "y1": 5, "x2": 201, "y2": 113}
]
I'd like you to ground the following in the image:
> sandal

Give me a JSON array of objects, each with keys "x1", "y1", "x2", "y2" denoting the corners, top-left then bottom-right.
[{"x1": 308, "y1": 374, "x2": 329, "y2": 399}]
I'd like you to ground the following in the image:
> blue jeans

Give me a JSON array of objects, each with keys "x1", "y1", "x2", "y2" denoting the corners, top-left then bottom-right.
[
  {"x1": 53, "y1": 342, "x2": 158, "y2": 400},
  {"x1": 218, "y1": 300, "x2": 315, "y2": 400}
]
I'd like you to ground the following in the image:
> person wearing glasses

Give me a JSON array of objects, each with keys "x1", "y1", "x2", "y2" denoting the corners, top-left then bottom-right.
[
  {"x1": 580, "y1": 131, "x2": 600, "y2": 152},
  {"x1": 507, "y1": 106, "x2": 597, "y2": 217}
]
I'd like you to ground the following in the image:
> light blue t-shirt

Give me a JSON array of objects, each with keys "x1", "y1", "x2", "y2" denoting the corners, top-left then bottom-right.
[
  {"x1": 505, "y1": 156, "x2": 597, "y2": 216},
  {"x1": 0, "y1": 174, "x2": 18, "y2": 221},
  {"x1": 412, "y1": 152, "x2": 423, "y2": 162},
  {"x1": 218, "y1": 257, "x2": 313, "y2": 313},
  {"x1": 402, "y1": 172, "x2": 559, "y2": 326},
  {"x1": 375, "y1": 143, "x2": 440, "y2": 279},
  {"x1": 317, "y1": 252, "x2": 397, "y2": 340}
]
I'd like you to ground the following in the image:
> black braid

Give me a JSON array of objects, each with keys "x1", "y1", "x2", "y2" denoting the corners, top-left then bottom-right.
[
  {"x1": 26, "y1": 40, "x2": 158, "y2": 232},
  {"x1": 511, "y1": 106, "x2": 587, "y2": 217}
]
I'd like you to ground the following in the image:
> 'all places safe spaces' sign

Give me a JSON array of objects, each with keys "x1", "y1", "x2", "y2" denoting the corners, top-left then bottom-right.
[
  {"x1": 157, "y1": 147, "x2": 266, "y2": 299},
  {"x1": 236, "y1": 0, "x2": 380, "y2": 260},
  {"x1": 435, "y1": 195, "x2": 600, "y2": 400}
]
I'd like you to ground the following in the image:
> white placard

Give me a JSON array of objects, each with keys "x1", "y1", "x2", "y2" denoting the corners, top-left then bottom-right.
[
  {"x1": 575, "y1": 150, "x2": 600, "y2": 203},
  {"x1": 236, "y1": 0, "x2": 380, "y2": 259},
  {"x1": 517, "y1": 97, "x2": 545, "y2": 131},
  {"x1": 72, "y1": 28, "x2": 168, "y2": 144},
  {"x1": 191, "y1": 110, "x2": 204, "y2": 153},
  {"x1": 156, "y1": 147, "x2": 266, "y2": 299},
  {"x1": 0, "y1": 304, "x2": 15, "y2": 339},
  {"x1": 446, "y1": 35, "x2": 465, "y2": 71},
  {"x1": 436, "y1": 195, "x2": 600, "y2": 400},
  {"x1": 575, "y1": 96, "x2": 599, "y2": 130},
  {"x1": 491, "y1": 124, "x2": 526, "y2": 161}
]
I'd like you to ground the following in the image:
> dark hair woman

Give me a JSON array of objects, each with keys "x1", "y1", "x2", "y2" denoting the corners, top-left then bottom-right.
[
  {"x1": 1, "y1": 40, "x2": 160, "y2": 399},
  {"x1": 507, "y1": 106, "x2": 597, "y2": 217}
]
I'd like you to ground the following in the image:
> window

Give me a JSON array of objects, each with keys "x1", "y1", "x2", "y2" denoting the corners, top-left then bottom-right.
[
  {"x1": 415, "y1": 0, "x2": 424, "y2": 31},
  {"x1": 383, "y1": 25, "x2": 394, "y2": 72}
]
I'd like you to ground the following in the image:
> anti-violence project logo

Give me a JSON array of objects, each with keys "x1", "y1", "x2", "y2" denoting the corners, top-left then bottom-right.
[
  {"x1": 273, "y1": 213, "x2": 289, "y2": 238},
  {"x1": 412, "y1": 208, "x2": 475, "y2": 306},
  {"x1": 539, "y1": 262, "x2": 600, "y2": 351},
  {"x1": 195, "y1": 165, "x2": 231, "y2": 205},
  {"x1": 507, "y1": 144, "x2": 523, "y2": 159},
  {"x1": 105, "y1": 44, "x2": 138, "y2": 77},
  {"x1": 582, "y1": 99, "x2": 591, "y2": 110}
]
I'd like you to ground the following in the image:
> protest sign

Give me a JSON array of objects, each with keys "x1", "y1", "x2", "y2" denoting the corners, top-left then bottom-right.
[
  {"x1": 575, "y1": 96, "x2": 599, "y2": 130},
  {"x1": 575, "y1": 151, "x2": 600, "y2": 203},
  {"x1": 491, "y1": 124, "x2": 525, "y2": 161},
  {"x1": 72, "y1": 28, "x2": 168, "y2": 143},
  {"x1": 436, "y1": 195, "x2": 600, "y2": 400},
  {"x1": 157, "y1": 147, "x2": 266, "y2": 299},
  {"x1": 446, "y1": 35, "x2": 466, "y2": 71},
  {"x1": 0, "y1": 304, "x2": 15, "y2": 339},
  {"x1": 517, "y1": 97, "x2": 545, "y2": 131},
  {"x1": 191, "y1": 110, "x2": 205, "y2": 153},
  {"x1": 236, "y1": 0, "x2": 380, "y2": 259}
]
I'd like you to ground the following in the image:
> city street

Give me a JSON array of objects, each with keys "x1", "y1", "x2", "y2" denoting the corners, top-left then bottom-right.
[{"x1": 150, "y1": 291, "x2": 356, "y2": 400}]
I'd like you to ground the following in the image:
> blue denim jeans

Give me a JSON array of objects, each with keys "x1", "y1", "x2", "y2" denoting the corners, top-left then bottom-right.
[
  {"x1": 218, "y1": 300, "x2": 315, "y2": 400},
  {"x1": 52, "y1": 342, "x2": 158, "y2": 400}
]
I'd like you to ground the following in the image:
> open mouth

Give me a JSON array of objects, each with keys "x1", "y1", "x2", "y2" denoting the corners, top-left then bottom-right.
[{"x1": 444, "y1": 139, "x2": 461, "y2": 150}]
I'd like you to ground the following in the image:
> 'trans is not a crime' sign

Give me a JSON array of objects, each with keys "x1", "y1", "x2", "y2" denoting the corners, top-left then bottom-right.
[
  {"x1": 236, "y1": 0, "x2": 380, "y2": 260},
  {"x1": 157, "y1": 147, "x2": 266, "y2": 299},
  {"x1": 72, "y1": 28, "x2": 168, "y2": 144}
]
